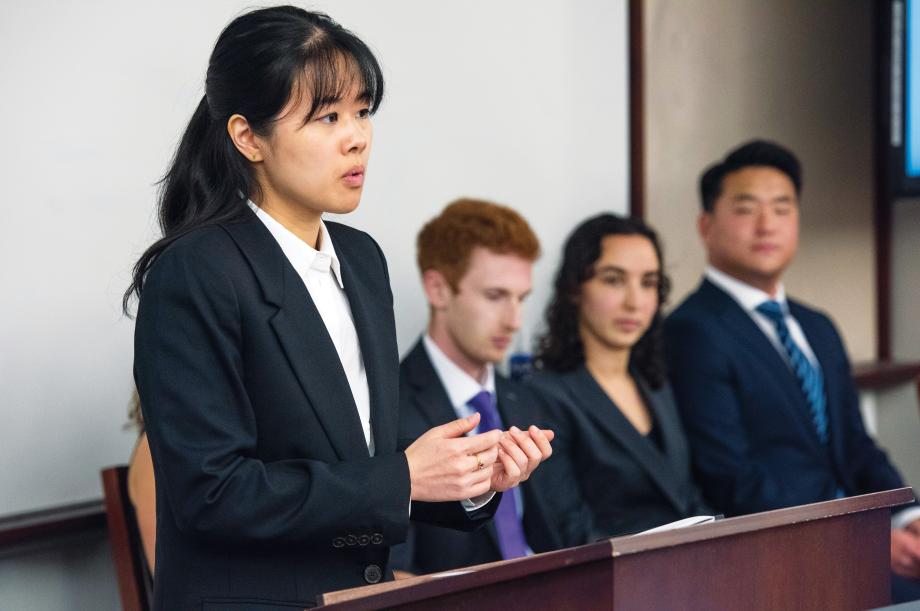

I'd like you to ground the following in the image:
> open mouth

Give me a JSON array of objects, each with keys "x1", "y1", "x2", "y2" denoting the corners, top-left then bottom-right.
[{"x1": 342, "y1": 166, "x2": 365, "y2": 186}]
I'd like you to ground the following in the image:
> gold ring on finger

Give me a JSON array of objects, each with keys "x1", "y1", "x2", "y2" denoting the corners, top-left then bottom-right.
[{"x1": 476, "y1": 453, "x2": 485, "y2": 471}]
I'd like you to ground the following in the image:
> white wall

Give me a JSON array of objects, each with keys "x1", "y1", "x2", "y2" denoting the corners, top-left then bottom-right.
[
  {"x1": 0, "y1": 2, "x2": 629, "y2": 606},
  {"x1": 0, "y1": 0, "x2": 628, "y2": 523},
  {"x1": 0, "y1": 531, "x2": 119, "y2": 611}
]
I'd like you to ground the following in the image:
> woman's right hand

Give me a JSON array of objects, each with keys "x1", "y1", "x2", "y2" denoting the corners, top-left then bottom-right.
[{"x1": 404, "y1": 412, "x2": 502, "y2": 502}]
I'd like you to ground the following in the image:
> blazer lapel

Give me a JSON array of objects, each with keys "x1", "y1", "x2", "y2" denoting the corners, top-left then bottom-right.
[
  {"x1": 634, "y1": 376, "x2": 684, "y2": 478},
  {"x1": 403, "y1": 342, "x2": 461, "y2": 428},
  {"x1": 495, "y1": 378, "x2": 561, "y2": 552},
  {"x1": 701, "y1": 280, "x2": 827, "y2": 452},
  {"x1": 221, "y1": 214, "x2": 369, "y2": 461},
  {"x1": 565, "y1": 368, "x2": 686, "y2": 513},
  {"x1": 404, "y1": 342, "x2": 503, "y2": 554},
  {"x1": 335, "y1": 238, "x2": 399, "y2": 456}
]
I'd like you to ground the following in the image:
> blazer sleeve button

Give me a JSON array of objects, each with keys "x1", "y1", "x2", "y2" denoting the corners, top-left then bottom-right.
[
  {"x1": 363, "y1": 564, "x2": 382, "y2": 584},
  {"x1": 332, "y1": 537, "x2": 345, "y2": 548},
  {"x1": 371, "y1": 533, "x2": 383, "y2": 545},
  {"x1": 358, "y1": 534, "x2": 370, "y2": 546},
  {"x1": 345, "y1": 534, "x2": 357, "y2": 546}
]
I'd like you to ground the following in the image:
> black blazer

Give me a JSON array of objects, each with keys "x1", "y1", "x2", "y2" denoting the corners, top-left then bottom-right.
[
  {"x1": 134, "y1": 211, "x2": 496, "y2": 611},
  {"x1": 664, "y1": 278, "x2": 906, "y2": 516},
  {"x1": 389, "y1": 341, "x2": 567, "y2": 574},
  {"x1": 527, "y1": 367, "x2": 710, "y2": 541}
]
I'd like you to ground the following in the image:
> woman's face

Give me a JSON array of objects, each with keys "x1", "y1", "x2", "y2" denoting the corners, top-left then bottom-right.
[
  {"x1": 577, "y1": 234, "x2": 661, "y2": 354},
  {"x1": 254, "y1": 81, "x2": 373, "y2": 220}
]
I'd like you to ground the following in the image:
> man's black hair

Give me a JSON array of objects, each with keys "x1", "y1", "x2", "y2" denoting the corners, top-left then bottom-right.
[{"x1": 699, "y1": 140, "x2": 802, "y2": 212}]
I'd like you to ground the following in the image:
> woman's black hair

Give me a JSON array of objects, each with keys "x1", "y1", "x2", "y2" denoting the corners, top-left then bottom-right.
[
  {"x1": 535, "y1": 213, "x2": 671, "y2": 388},
  {"x1": 123, "y1": 6, "x2": 383, "y2": 314}
]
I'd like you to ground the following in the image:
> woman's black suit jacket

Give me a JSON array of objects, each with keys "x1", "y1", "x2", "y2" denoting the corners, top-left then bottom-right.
[
  {"x1": 134, "y1": 211, "x2": 495, "y2": 611},
  {"x1": 528, "y1": 367, "x2": 710, "y2": 542}
]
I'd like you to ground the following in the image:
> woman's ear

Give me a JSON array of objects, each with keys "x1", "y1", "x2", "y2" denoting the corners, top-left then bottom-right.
[{"x1": 227, "y1": 114, "x2": 263, "y2": 162}]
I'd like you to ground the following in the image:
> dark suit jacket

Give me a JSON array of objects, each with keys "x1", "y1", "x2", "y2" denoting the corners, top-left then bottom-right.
[
  {"x1": 664, "y1": 278, "x2": 906, "y2": 516},
  {"x1": 134, "y1": 211, "x2": 496, "y2": 611},
  {"x1": 527, "y1": 367, "x2": 710, "y2": 541},
  {"x1": 389, "y1": 341, "x2": 566, "y2": 574}
]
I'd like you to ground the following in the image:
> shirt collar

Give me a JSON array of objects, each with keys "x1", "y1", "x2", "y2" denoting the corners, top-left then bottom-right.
[
  {"x1": 422, "y1": 334, "x2": 496, "y2": 409},
  {"x1": 247, "y1": 200, "x2": 344, "y2": 288},
  {"x1": 705, "y1": 265, "x2": 787, "y2": 314}
]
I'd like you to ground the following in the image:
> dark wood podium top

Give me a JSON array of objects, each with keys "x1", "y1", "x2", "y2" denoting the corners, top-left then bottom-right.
[
  {"x1": 318, "y1": 488, "x2": 914, "y2": 610},
  {"x1": 608, "y1": 486, "x2": 914, "y2": 555}
]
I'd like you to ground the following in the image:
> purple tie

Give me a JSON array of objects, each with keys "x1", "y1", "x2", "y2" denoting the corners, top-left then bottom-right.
[{"x1": 468, "y1": 390, "x2": 529, "y2": 560}]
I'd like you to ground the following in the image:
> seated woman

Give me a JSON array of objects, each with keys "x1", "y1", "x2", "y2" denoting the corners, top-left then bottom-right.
[
  {"x1": 127, "y1": 391, "x2": 156, "y2": 573},
  {"x1": 529, "y1": 213, "x2": 710, "y2": 540}
]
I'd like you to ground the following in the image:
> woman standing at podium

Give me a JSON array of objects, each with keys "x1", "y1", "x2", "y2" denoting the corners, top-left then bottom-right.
[
  {"x1": 530, "y1": 214, "x2": 709, "y2": 541},
  {"x1": 125, "y1": 7, "x2": 552, "y2": 610}
]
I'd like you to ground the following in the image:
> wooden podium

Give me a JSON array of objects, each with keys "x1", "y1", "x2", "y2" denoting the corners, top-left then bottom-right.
[{"x1": 318, "y1": 488, "x2": 913, "y2": 611}]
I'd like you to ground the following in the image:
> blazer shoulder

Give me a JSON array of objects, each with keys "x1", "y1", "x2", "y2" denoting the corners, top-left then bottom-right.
[
  {"x1": 161, "y1": 224, "x2": 239, "y2": 259},
  {"x1": 666, "y1": 284, "x2": 716, "y2": 323},
  {"x1": 326, "y1": 221, "x2": 380, "y2": 255},
  {"x1": 144, "y1": 225, "x2": 243, "y2": 289},
  {"x1": 399, "y1": 340, "x2": 431, "y2": 383},
  {"x1": 788, "y1": 297, "x2": 845, "y2": 349},
  {"x1": 526, "y1": 370, "x2": 578, "y2": 407},
  {"x1": 326, "y1": 220, "x2": 391, "y2": 284},
  {"x1": 788, "y1": 297, "x2": 835, "y2": 327}
]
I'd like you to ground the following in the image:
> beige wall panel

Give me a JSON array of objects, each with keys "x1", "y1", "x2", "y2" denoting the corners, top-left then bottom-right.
[{"x1": 644, "y1": 0, "x2": 877, "y2": 360}]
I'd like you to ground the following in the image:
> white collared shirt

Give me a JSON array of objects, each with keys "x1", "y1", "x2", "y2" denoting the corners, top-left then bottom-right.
[
  {"x1": 705, "y1": 265, "x2": 819, "y2": 368},
  {"x1": 422, "y1": 335, "x2": 513, "y2": 517},
  {"x1": 248, "y1": 201, "x2": 374, "y2": 455},
  {"x1": 422, "y1": 335, "x2": 496, "y2": 427}
]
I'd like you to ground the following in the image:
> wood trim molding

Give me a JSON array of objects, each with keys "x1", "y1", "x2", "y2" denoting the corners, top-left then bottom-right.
[
  {"x1": 853, "y1": 360, "x2": 920, "y2": 390},
  {"x1": 629, "y1": 0, "x2": 645, "y2": 219},
  {"x1": 874, "y1": 0, "x2": 893, "y2": 360},
  {"x1": 0, "y1": 500, "x2": 105, "y2": 549}
]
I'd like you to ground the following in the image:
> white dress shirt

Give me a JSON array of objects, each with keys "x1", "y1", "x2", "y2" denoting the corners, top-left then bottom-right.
[
  {"x1": 423, "y1": 335, "x2": 496, "y2": 424},
  {"x1": 704, "y1": 265, "x2": 920, "y2": 529},
  {"x1": 249, "y1": 201, "x2": 375, "y2": 456},
  {"x1": 422, "y1": 335, "x2": 509, "y2": 515},
  {"x1": 705, "y1": 265, "x2": 819, "y2": 368}
]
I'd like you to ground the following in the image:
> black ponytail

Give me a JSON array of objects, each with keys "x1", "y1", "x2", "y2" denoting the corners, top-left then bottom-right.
[{"x1": 124, "y1": 6, "x2": 384, "y2": 314}]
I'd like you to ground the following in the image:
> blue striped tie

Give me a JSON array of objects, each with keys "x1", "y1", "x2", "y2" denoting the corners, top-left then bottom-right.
[{"x1": 755, "y1": 300, "x2": 829, "y2": 444}]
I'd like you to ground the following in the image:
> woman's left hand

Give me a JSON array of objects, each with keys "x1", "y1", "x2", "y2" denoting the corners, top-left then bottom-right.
[{"x1": 490, "y1": 426, "x2": 554, "y2": 492}]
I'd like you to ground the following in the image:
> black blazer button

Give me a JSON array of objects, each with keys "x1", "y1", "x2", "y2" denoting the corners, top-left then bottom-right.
[
  {"x1": 358, "y1": 534, "x2": 370, "y2": 546},
  {"x1": 346, "y1": 534, "x2": 358, "y2": 546},
  {"x1": 364, "y1": 564, "x2": 382, "y2": 584},
  {"x1": 371, "y1": 533, "x2": 383, "y2": 545},
  {"x1": 332, "y1": 537, "x2": 345, "y2": 548}
]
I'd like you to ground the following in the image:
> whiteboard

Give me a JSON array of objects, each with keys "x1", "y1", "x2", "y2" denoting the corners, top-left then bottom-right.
[{"x1": 0, "y1": 0, "x2": 628, "y2": 519}]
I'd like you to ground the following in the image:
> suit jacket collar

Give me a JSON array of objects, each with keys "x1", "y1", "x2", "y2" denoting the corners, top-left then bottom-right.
[
  {"x1": 403, "y1": 340, "x2": 459, "y2": 428},
  {"x1": 562, "y1": 367, "x2": 687, "y2": 514},
  {"x1": 696, "y1": 279, "x2": 831, "y2": 454},
  {"x1": 337, "y1": 233, "x2": 398, "y2": 456},
  {"x1": 220, "y1": 211, "x2": 374, "y2": 460},
  {"x1": 403, "y1": 340, "x2": 557, "y2": 552}
]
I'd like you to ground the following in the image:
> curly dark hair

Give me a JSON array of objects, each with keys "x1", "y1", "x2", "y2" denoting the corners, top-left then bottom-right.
[{"x1": 535, "y1": 213, "x2": 671, "y2": 388}]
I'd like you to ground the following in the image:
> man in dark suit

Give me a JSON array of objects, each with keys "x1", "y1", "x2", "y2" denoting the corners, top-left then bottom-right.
[
  {"x1": 664, "y1": 140, "x2": 920, "y2": 601},
  {"x1": 391, "y1": 199, "x2": 566, "y2": 575}
]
